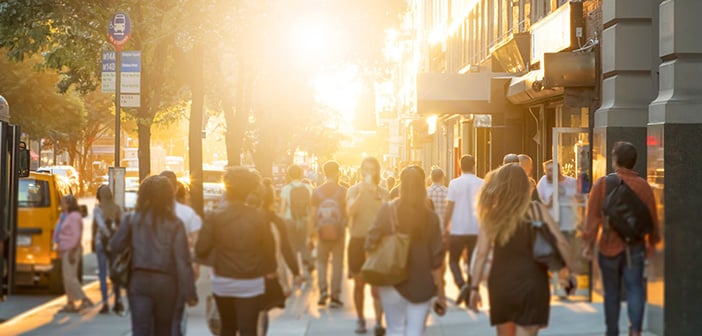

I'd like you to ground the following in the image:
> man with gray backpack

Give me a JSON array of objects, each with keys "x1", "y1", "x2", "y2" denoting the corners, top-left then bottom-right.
[
  {"x1": 583, "y1": 141, "x2": 661, "y2": 336},
  {"x1": 310, "y1": 160, "x2": 347, "y2": 308},
  {"x1": 280, "y1": 165, "x2": 315, "y2": 278}
]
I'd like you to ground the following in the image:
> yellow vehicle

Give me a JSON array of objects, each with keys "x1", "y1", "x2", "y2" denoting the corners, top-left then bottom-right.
[{"x1": 15, "y1": 171, "x2": 81, "y2": 293}]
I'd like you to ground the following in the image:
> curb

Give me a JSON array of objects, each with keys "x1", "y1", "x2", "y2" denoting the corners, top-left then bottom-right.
[{"x1": 2, "y1": 281, "x2": 100, "y2": 326}]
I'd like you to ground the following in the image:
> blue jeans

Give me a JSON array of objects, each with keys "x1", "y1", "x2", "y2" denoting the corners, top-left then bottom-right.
[
  {"x1": 598, "y1": 244, "x2": 646, "y2": 336},
  {"x1": 96, "y1": 243, "x2": 121, "y2": 305},
  {"x1": 129, "y1": 270, "x2": 178, "y2": 336}
]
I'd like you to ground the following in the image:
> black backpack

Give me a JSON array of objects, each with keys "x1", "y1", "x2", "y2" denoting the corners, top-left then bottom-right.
[
  {"x1": 289, "y1": 184, "x2": 311, "y2": 220},
  {"x1": 602, "y1": 173, "x2": 653, "y2": 244}
]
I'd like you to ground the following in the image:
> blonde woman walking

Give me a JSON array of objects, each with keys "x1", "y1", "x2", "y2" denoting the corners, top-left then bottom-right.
[{"x1": 468, "y1": 164, "x2": 576, "y2": 336}]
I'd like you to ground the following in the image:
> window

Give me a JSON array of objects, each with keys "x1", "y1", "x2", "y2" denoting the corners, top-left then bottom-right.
[
  {"x1": 531, "y1": 0, "x2": 549, "y2": 22},
  {"x1": 203, "y1": 170, "x2": 224, "y2": 184},
  {"x1": 18, "y1": 179, "x2": 50, "y2": 208}
]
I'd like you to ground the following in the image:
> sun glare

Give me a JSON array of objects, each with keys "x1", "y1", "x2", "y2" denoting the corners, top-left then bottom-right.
[
  {"x1": 314, "y1": 66, "x2": 361, "y2": 131},
  {"x1": 288, "y1": 15, "x2": 334, "y2": 59}
]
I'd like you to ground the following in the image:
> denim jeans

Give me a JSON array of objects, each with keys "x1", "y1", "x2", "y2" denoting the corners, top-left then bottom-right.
[
  {"x1": 448, "y1": 235, "x2": 477, "y2": 289},
  {"x1": 96, "y1": 243, "x2": 122, "y2": 305},
  {"x1": 129, "y1": 270, "x2": 178, "y2": 336},
  {"x1": 598, "y1": 243, "x2": 646, "y2": 336}
]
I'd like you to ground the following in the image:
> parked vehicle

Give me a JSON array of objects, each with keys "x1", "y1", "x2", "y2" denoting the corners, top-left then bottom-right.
[
  {"x1": 15, "y1": 172, "x2": 86, "y2": 293},
  {"x1": 36, "y1": 165, "x2": 81, "y2": 195},
  {"x1": 202, "y1": 167, "x2": 225, "y2": 213}
]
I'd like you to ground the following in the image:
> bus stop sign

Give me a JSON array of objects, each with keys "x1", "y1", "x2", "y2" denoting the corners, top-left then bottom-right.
[{"x1": 108, "y1": 12, "x2": 131, "y2": 50}]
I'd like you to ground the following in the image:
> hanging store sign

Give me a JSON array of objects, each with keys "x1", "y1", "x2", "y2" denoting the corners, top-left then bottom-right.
[{"x1": 530, "y1": 2, "x2": 583, "y2": 65}]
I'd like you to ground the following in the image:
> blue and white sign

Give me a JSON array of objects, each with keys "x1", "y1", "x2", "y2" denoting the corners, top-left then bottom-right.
[
  {"x1": 108, "y1": 12, "x2": 131, "y2": 49},
  {"x1": 101, "y1": 50, "x2": 141, "y2": 107},
  {"x1": 101, "y1": 51, "x2": 117, "y2": 93},
  {"x1": 120, "y1": 51, "x2": 141, "y2": 94}
]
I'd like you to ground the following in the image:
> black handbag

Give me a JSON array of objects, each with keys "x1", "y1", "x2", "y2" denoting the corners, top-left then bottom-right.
[
  {"x1": 110, "y1": 214, "x2": 133, "y2": 287},
  {"x1": 530, "y1": 202, "x2": 565, "y2": 271},
  {"x1": 262, "y1": 277, "x2": 287, "y2": 310}
]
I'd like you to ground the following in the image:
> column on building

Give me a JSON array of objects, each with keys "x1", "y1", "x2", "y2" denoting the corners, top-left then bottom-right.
[
  {"x1": 594, "y1": 0, "x2": 659, "y2": 177},
  {"x1": 648, "y1": 1, "x2": 702, "y2": 334}
]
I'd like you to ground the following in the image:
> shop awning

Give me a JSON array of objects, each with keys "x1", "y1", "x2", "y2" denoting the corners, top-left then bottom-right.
[
  {"x1": 506, "y1": 70, "x2": 564, "y2": 105},
  {"x1": 416, "y1": 73, "x2": 512, "y2": 115}
]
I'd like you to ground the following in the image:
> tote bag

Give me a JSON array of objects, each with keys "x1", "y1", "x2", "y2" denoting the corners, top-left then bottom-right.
[{"x1": 360, "y1": 202, "x2": 411, "y2": 286}]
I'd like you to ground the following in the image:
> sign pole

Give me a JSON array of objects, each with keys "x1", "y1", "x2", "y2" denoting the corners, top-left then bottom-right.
[{"x1": 115, "y1": 49, "x2": 121, "y2": 168}]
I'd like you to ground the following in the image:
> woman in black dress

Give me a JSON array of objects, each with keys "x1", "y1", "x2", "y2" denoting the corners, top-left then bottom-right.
[{"x1": 468, "y1": 164, "x2": 576, "y2": 336}]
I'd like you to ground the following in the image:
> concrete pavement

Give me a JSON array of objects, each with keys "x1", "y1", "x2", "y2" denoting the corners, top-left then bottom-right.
[{"x1": 0, "y1": 265, "x2": 660, "y2": 336}]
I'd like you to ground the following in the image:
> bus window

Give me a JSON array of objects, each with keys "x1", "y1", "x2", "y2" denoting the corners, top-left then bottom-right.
[{"x1": 17, "y1": 179, "x2": 50, "y2": 208}]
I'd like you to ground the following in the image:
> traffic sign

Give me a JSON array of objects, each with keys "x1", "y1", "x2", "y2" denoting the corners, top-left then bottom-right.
[
  {"x1": 120, "y1": 51, "x2": 141, "y2": 94},
  {"x1": 108, "y1": 12, "x2": 131, "y2": 50},
  {"x1": 101, "y1": 50, "x2": 141, "y2": 94},
  {"x1": 101, "y1": 51, "x2": 117, "y2": 93},
  {"x1": 120, "y1": 94, "x2": 140, "y2": 108}
]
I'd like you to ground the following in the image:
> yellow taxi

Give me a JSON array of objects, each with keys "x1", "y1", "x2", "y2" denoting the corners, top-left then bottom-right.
[{"x1": 15, "y1": 171, "x2": 79, "y2": 293}]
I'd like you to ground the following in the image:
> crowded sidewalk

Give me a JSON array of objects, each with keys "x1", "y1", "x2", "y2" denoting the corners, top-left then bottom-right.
[{"x1": 0, "y1": 262, "x2": 659, "y2": 336}]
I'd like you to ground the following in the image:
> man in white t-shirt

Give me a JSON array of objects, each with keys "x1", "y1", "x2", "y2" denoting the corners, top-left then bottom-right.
[
  {"x1": 160, "y1": 170, "x2": 202, "y2": 336},
  {"x1": 444, "y1": 155, "x2": 483, "y2": 305},
  {"x1": 536, "y1": 160, "x2": 580, "y2": 233},
  {"x1": 536, "y1": 160, "x2": 581, "y2": 298}
]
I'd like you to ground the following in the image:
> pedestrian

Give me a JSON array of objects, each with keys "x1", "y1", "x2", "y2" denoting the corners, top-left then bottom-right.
[
  {"x1": 93, "y1": 185, "x2": 124, "y2": 314},
  {"x1": 385, "y1": 176, "x2": 396, "y2": 194},
  {"x1": 366, "y1": 166, "x2": 446, "y2": 336},
  {"x1": 278, "y1": 165, "x2": 315, "y2": 278},
  {"x1": 502, "y1": 153, "x2": 519, "y2": 164},
  {"x1": 346, "y1": 156, "x2": 387, "y2": 335},
  {"x1": 54, "y1": 194, "x2": 93, "y2": 313},
  {"x1": 426, "y1": 167, "x2": 448, "y2": 229},
  {"x1": 176, "y1": 180, "x2": 190, "y2": 205},
  {"x1": 468, "y1": 164, "x2": 576, "y2": 336},
  {"x1": 195, "y1": 167, "x2": 277, "y2": 336},
  {"x1": 444, "y1": 154, "x2": 483, "y2": 305},
  {"x1": 251, "y1": 178, "x2": 302, "y2": 335},
  {"x1": 160, "y1": 170, "x2": 203, "y2": 336},
  {"x1": 536, "y1": 160, "x2": 581, "y2": 297},
  {"x1": 517, "y1": 154, "x2": 540, "y2": 201},
  {"x1": 110, "y1": 176, "x2": 197, "y2": 336},
  {"x1": 311, "y1": 160, "x2": 347, "y2": 308},
  {"x1": 582, "y1": 141, "x2": 660, "y2": 336}
]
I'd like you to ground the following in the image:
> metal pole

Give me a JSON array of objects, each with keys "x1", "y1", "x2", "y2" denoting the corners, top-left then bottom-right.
[{"x1": 115, "y1": 50, "x2": 121, "y2": 168}]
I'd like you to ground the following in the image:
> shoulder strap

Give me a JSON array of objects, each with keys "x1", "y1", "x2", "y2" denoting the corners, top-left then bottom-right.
[
  {"x1": 390, "y1": 200, "x2": 399, "y2": 234},
  {"x1": 605, "y1": 173, "x2": 620, "y2": 197},
  {"x1": 529, "y1": 201, "x2": 543, "y2": 224}
]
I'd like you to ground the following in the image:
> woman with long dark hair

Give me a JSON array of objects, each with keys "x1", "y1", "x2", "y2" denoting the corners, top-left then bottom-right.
[
  {"x1": 468, "y1": 164, "x2": 576, "y2": 336},
  {"x1": 93, "y1": 185, "x2": 123, "y2": 314},
  {"x1": 110, "y1": 176, "x2": 197, "y2": 336},
  {"x1": 365, "y1": 166, "x2": 446, "y2": 336},
  {"x1": 54, "y1": 194, "x2": 92, "y2": 312},
  {"x1": 196, "y1": 167, "x2": 277, "y2": 336}
]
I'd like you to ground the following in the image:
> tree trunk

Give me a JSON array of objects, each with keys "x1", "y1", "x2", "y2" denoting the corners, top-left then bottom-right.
[
  {"x1": 189, "y1": 46, "x2": 205, "y2": 217},
  {"x1": 254, "y1": 114, "x2": 275, "y2": 178},
  {"x1": 224, "y1": 63, "x2": 250, "y2": 166},
  {"x1": 137, "y1": 120, "x2": 152, "y2": 181}
]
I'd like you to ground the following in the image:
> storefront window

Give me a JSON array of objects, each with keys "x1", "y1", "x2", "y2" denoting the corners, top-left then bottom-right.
[{"x1": 646, "y1": 124, "x2": 664, "y2": 334}]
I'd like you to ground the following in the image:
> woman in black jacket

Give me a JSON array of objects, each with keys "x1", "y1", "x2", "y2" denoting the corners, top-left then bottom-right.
[
  {"x1": 110, "y1": 176, "x2": 197, "y2": 336},
  {"x1": 366, "y1": 166, "x2": 446, "y2": 335},
  {"x1": 196, "y1": 167, "x2": 277, "y2": 336}
]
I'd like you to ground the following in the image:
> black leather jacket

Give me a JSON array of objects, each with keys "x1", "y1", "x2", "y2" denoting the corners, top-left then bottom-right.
[
  {"x1": 110, "y1": 211, "x2": 197, "y2": 302},
  {"x1": 196, "y1": 200, "x2": 276, "y2": 279}
]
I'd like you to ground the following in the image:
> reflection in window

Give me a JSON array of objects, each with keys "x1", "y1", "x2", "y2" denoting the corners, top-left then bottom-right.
[{"x1": 18, "y1": 179, "x2": 50, "y2": 208}]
